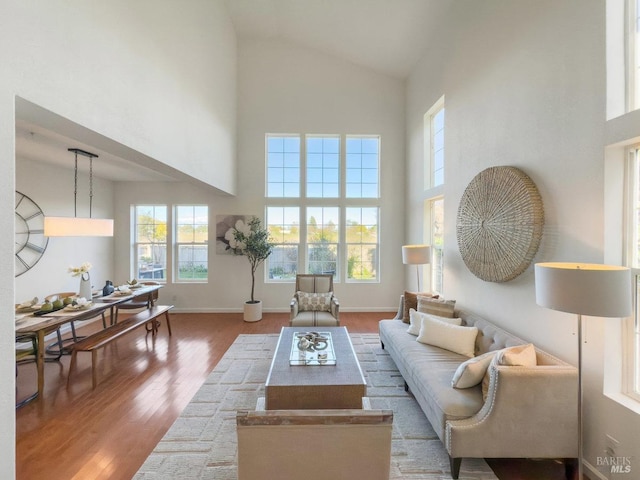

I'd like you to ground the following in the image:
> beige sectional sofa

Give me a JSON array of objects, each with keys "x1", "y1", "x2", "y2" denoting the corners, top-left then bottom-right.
[{"x1": 379, "y1": 300, "x2": 578, "y2": 479}]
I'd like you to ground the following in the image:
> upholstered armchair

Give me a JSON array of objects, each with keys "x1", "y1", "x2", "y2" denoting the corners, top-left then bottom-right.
[{"x1": 290, "y1": 274, "x2": 339, "y2": 327}]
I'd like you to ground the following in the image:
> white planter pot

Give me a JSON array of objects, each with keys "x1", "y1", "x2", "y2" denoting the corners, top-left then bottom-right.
[{"x1": 244, "y1": 300, "x2": 262, "y2": 322}]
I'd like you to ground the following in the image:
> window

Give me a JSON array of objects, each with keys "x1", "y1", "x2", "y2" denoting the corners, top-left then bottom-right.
[
  {"x1": 175, "y1": 205, "x2": 208, "y2": 282},
  {"x1": 625, "y1": 144, "x2": 640, "y2": 401},
  {"x1": 307, "y1": 207, "x2": 339, "y2": 275},
  {"x1": 631, "y1": 0, "x2": 640, "y2": 110},
  {"x1": 265, "y1": 134, "x2": 380, "y2": 282},
  {"x1": 423, "y1": 97, "x2": 445, "y2": 292},
  {"x1": 346, "y1": 136, "x2": 379, "y2": 198},
  {"x1": 431, "y1": 107, "x2": 445, "y2": 187},
  {"x1": 267, "y1": 206, "x2": 300, "y2": 280},
  {"x1": 429, "y1": 198, "x2": 444, "y2": 294},
  {"x1": 267, "y1": 135, "x2": 300, "y2": 198},
  {"x1": 306, "y1": 135, "x2": 340, "y2": 198},
  {"x1": 134, "y1": 205, "x2": 167, "y2": 281},
  {"x1": 346, "y1": 207, "x2": 378, "y2": 281}
]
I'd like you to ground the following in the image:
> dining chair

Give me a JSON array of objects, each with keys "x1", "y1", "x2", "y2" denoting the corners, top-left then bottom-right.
[
  {"x1": 113, "y1": 281, "x2": 160, "y2": 324},
  {"x1": 16, "y1": 333, "x2": 38, "y2": 408},
  {"x1": 44, "y1": 291, "x2": 106, "y2": 355}
]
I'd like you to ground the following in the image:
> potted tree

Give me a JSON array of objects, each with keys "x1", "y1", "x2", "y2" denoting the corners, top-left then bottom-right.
[{"x1": 227, "y1": 217, "x2": 274, "y2": 321}]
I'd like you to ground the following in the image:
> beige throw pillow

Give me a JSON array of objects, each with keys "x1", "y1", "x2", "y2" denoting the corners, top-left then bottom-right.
[
  {"x1": 481, "y1": 344, "x2": 537, "y2": 400},
  {"x1": 407, "y1": 308, "x2": 462, "y2": 336},
  {"x1": 402, "y1": 291, "x2": 438, "y2": 323},
  {"x1": 495, "y1": 343, "x2": 537, "y2": 366},
  {"x1": 416, "y1": 315, "x2": 478, "y2": 357},
  {"x1": 297, "y1": 291, "x2": 333, "y2": 312},
  {"x1": 417, "y1": 296, "x2": 456, "y2": 318},
  {"x1": 451, "y1": 350, "x2": 498, "y2": 388}
]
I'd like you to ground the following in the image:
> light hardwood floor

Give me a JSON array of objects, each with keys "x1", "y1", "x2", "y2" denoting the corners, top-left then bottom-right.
[{"x1": 16, "y1": 312, "x2": 575, "y2": 480}]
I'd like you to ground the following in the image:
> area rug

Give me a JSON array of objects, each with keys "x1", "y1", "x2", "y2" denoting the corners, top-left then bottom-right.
[{"x1": 134, "y1": 333, "x2": 498, "y2": 480}]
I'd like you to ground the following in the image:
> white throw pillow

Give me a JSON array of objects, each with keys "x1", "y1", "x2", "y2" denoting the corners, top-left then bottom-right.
[
  {"x1": 451, "y1": 350, "x2": 498, "y2": 388},
  {"x1": 495, "y1": 343, "x2": 537, "y2": 366},
  {"x1": 407, "y1": 308, "x2": 462, "y2": 336},
  {"x1": 416, "y1": 315, "x2": 478, "y2": 357}
]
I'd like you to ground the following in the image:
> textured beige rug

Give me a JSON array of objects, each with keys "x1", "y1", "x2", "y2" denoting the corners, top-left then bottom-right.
[{"x1": 134, "y1": 333, "x2": 497, "y2": 479}]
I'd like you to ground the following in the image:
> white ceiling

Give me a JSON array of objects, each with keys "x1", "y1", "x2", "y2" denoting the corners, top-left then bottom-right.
[
  {"x1": 225, "y1": 0, "x2": 450, "y2": 79},
  {"x1": 17, "y1": 1, "x2": 449, "y2": 182}
]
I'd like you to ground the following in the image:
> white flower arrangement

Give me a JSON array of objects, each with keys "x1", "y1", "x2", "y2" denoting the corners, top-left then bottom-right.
[{"x1": 68, "y1": 262, "x2": 92, "y2": 277}]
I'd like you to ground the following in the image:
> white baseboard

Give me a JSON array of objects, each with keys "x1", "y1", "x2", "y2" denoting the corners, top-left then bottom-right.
[{"x1": 584, "y1": 460, "x2": 609, "y2": 480}]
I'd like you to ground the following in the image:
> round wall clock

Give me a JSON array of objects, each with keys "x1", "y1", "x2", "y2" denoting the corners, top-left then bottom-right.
[
  {"x1": 456, "y1": 166, "x2": 544, "y2": 283},
  {"x1": 15, "y1": 191, "x2": 49, "y2": 277}
]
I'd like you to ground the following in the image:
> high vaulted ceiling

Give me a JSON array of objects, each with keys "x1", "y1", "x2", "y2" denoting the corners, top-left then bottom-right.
[
  {"x1": 225, "y1": 0, "x2": 450, "y2": 79},
  {"x1": 17, "y1": 1, "x2": 449, "y2": 182}
]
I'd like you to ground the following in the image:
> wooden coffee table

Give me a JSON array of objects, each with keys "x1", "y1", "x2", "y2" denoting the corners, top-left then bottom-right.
[{"x1": 264, "y1": 326, "x2": 367, "y2": 410}]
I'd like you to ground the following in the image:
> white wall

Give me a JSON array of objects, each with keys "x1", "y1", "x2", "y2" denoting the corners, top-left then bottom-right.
[
  {"x1": 15, "y1": 157, "x2": 115, "y2": 302},
  {"x1": 236, "y1": 38, "x2": 406, "y2": 311},
  {"x1": 1, "y1": 1, "x2": 236, "y2": 478},
  {"x1": 406, "y1": 0, "x2": 639, "y2": 476},
  {"x1": 111, "y1": 38, "x2": 406, "y2": 313}
]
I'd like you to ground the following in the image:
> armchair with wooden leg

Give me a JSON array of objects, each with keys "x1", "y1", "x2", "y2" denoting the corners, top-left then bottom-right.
[{"x1": 290, "y1": 274, "x2": 339, "y2": 327}]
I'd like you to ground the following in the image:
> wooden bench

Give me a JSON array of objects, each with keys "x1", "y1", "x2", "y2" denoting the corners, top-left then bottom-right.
[{"x1": 68, "y1": 304, "x2": 173, "y2": 388}]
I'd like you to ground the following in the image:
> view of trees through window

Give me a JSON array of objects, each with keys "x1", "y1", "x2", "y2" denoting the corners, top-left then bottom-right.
[
  {"x1": 134, "y1": 205, "x2": 167, "y2": 281},
  {"x1": 266, "y1": 134, "x2": 380, "y2": 282},
  {"x1": 175, "y1": 205, "x2": 208, "y2": 281}
]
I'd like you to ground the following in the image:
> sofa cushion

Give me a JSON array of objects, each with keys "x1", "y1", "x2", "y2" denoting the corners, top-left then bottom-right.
[
  {"x1": 451, "y1": 350, "x2": 498, "y2": 389},
  {"x1": 297, "y1": 291, "x2": 332, "y2": 312},
  {"x1": 402, "y1": 291, "x2": 438, "y2": 323},
  {"x1": 418, "y1": 296, "x2": 456, "y2": 318},
  {"x1": 407, "y1": 309, "x2": 462, "y2": 336},
  {"x1": 416, "y1": 315, "x2": 478, "y2": 358}
]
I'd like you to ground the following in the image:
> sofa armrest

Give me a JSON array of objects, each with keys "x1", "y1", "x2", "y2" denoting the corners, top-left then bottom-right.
[
  {"x1": 446, "y1": 363, "x2": 578, "y2": 459},
  {"x1": 290, "y1": 297, "x2": 299, "y2": 321},
  {"x1": 331, "y1": 296, "x2": 340, "y2": 318}
]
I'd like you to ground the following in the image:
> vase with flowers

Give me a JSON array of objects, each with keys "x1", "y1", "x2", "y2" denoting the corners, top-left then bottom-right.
[
  {"x1": 226, "y1": 217, "x2": 274, "y2": 321},
  {"x1": 69, "y1": 262, "x2": 92, "y2": 300}
]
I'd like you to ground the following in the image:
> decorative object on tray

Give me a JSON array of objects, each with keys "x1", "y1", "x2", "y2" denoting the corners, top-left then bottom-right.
[
  {"x1": 64, "y1": 297, "x2": 93, "y2": 311},
  {"x1": 69, "y1": 262, "x2": 93, "y2": 299},
  {"x1": 15, "y1": 297, "x2": 39, "y2": 313},
  {"x1": 127, "y1": 278, "x2": 142, "y2": 289},
  {"x1": 290, "y1": 331, "x2": 336, "y2": 365},
  {"x1": 227, "y1": 217, "x2": 274, "y2": 322},
  {"x1": 456, "y1": 166, "x2": 544, "y2": 283}
]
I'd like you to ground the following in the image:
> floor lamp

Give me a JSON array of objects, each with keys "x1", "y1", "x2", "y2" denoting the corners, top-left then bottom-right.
[
  {"x1": 534, "y1": 262, "x2": 631, "y2": 480},
  {"x1": 402, "y1": 245, "x2": 430, "y2": 291}
]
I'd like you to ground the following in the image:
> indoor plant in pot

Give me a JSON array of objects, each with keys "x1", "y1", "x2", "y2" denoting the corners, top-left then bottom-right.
[{"x1": 227, "y1": 217, "x2": 274, "y2": 321}]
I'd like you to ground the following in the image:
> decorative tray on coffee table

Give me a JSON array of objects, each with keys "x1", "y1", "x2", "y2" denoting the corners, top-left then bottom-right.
[{"x1": 289, "y1": 331, "x2": 336, "y2": 366}]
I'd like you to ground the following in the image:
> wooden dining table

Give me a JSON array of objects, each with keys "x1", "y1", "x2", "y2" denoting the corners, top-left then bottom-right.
[{"x1": 15, "y1": 284, "x2": 163, "y2": 400}]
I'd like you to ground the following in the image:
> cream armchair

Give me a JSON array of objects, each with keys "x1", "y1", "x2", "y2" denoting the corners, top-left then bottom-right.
[{"x1": 290, "y1": 274, "x2": 339, "y2": 327}]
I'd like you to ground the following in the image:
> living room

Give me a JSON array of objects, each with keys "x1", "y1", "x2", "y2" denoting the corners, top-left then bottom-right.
[{"x1": 5, "y1": 0, "x2": 640, "y2": 479}]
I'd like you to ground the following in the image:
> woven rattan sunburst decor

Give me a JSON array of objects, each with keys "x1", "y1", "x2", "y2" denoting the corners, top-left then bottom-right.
[{"x1": 456, "y1": 166, "x2": 544, "y2": 283}]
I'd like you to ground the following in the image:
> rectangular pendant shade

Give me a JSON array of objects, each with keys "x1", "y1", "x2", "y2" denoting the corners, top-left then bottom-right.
[
  {"x1": 44, "y1": 216, "x2": 114, "y2": 237},
  {"x1": 535, "y1": 262, "x2": 631, "y2": 318}
]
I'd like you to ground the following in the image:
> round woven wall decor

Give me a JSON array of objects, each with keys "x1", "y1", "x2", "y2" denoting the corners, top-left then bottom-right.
[{"x1": 456, "y1": 166, "x2": 544, "y2": 283}]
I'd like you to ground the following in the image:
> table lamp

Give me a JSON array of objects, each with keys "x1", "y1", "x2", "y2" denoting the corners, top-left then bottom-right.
[
  {"x1": 402, "y1": 245, "x2": 430, "y2": 291},
  {"x1": 534, "y1": 262, "x2": 631, "y2": 480}
]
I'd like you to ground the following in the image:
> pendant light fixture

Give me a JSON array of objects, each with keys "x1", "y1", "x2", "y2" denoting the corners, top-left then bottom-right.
[{"x1": 44, "y1": 148, "x2": 114, "y2": 237}]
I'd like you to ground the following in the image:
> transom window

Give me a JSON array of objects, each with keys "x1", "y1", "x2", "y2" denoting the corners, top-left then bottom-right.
[
  {"x1": 346, "y1": 136, "x2": 379, "y2": 198},
  {"x1": 306, "y1": 136, "x2": 340, "y2": 198},
  {"x1": 267, "y1": 135, "x2": 301, "y2": 198}
]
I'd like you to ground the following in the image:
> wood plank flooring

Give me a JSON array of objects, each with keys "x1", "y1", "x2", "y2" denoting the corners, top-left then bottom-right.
[{"x1": 16, "y1": 312, "x2": 576, "y2": 480}]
